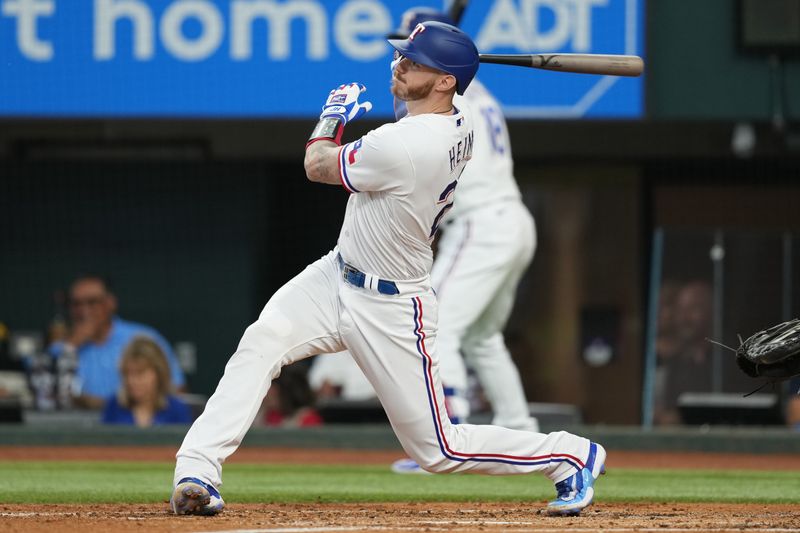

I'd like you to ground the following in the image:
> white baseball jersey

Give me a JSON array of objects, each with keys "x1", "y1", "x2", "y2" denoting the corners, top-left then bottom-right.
[
  {"x1": 430, "y1": 78, "x2": 538, "y2": 431},
  {"x1": 447, "y1": 79, "x2": 521, "y2": 221},
  {"x1": 175, "y1": 98, "x2": 594, "y2": 499},
  {"x1": 337, "y1": 108, "x2": 473, "y2": 281}
]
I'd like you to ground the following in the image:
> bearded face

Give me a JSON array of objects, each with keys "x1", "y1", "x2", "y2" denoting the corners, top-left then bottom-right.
[
  {"x1": 392, "y1": 75, "x2": 436, "y2": 101},
  {"x1": 390, "y1": 54, "x2": 444, "y2": 102}
]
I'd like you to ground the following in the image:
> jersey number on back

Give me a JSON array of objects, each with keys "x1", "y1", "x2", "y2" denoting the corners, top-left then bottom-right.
[
  {"x1": 481, "y1": 106, "x2": 506, "y2": 155},
  {"x1": 429, "y1": 178, "x2": 459, "y2": 238}
]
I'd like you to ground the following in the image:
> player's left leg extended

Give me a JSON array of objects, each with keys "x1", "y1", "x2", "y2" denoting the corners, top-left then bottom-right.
[{"x1": 341, "y1": 281, "x2": 602, "y2": 498}]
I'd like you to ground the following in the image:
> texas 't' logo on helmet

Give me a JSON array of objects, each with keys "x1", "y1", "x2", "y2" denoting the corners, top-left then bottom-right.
[{"x1": 409, "y1": 23, "x2": 426, "y2": 41}]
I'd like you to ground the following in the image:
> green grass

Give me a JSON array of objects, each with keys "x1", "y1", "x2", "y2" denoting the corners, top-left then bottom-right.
[{"x1": 0, "y1": 461, "x2": 798, "y2": 504}]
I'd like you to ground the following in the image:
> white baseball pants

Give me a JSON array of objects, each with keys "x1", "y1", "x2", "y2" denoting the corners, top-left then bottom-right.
[
  {"x1": 174, "y1": 249, "x2": 590, "y2": 489},
  {"x1": 432, "y1": 200, "x2": 538, "y2": 429}
]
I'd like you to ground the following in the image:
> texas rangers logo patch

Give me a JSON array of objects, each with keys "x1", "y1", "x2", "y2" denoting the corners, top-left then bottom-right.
[{"x1": 347, "y1": 139, "x2": 363, "y2": 165}]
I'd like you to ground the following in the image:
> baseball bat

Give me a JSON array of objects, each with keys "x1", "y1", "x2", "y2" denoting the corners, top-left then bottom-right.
[
  {"x1": 479, "y1": 53, "x2": 644, "y2": 77},
  {"x1": 448, "y1": 0, "x2": 469, "y2": 25}
]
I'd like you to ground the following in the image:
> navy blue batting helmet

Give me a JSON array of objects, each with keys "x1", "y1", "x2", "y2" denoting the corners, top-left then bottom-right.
[
  {"x1": 386, "y1": 7, "x2": 455, "y2": 39},
  {"x1": 387, "y1": 21, "x2": 479, "y2": 95}
]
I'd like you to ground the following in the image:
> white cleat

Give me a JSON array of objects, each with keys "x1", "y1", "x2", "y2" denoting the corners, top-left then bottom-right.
[{"x1": 170, "y1": 477, "x2": 225, "y2": 516}]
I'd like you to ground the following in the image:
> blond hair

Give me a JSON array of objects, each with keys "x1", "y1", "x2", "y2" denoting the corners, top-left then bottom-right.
[{"x1": 117, "y1": 336, "x2": 173, "y2": 410}]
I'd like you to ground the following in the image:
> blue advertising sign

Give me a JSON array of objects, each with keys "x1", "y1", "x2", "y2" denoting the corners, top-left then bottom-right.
[{"x1": 0, "y1": 0, "x2": 643, "y2": 118}]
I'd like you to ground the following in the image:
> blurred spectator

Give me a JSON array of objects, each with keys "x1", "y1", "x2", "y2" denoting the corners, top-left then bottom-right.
[
  {"x1": 308, "y1": 351, "x2": 376, "y2": 402},
  {"x1": 653, "y1": 280, "x2": 681, "y2": 422},
  {"x1": 655, "y1": 280, "x2": 682, "y2": 363},
  {"x1": 101, "y1": 336, "x2": 192, "y2": 427},
  {"x1": 786, "y1": 377, "x2": 800, "y2": 431},
  {"x1": 262, "y1": 364, "x2": 322, "y2": 428},
  {"x1": 47, "y1": 275, "x2": 186, "y2": 409},
  {"x1": 654, "y1": 280, "x2": 713, "y2": 425}
]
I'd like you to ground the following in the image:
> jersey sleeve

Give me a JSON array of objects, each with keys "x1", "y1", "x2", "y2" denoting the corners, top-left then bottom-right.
[{"x1": 338, "y1": 124, "x2": 414, "y2": 194}]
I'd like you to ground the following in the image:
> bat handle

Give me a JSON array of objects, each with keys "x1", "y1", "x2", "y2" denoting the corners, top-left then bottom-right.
[
  {"x1": 478, "y1": 54, "x2": 533, "y2": 67},
  {"x1": 448, "y1": 0, "x2": 469, "y2": 25}
]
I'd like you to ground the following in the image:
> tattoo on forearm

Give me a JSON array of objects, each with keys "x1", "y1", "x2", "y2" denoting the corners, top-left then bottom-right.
[{"x1": 306, "y1": 143, "x2": 340, "y2": 184}]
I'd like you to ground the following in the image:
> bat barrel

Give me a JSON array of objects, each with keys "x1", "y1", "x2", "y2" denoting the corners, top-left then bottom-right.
[{"x1": 478, "y1": 53, "x2": 644, "y2": 77}]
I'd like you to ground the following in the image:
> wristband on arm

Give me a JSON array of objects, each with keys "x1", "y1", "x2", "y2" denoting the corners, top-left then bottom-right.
[{"x1": 306, "y1": 116, "x2": 345, "y2": 148}]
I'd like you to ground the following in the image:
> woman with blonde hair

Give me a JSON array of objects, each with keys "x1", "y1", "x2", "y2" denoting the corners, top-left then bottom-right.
[{"x1": 102, "y1": 336, "x2": 192, "y2": 427}]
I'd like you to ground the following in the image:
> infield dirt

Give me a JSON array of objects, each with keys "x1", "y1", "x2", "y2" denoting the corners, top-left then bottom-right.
[
  {"x1": 3, "y1": 502, "x2": 800, "y2": 532},
  {"x1": 2, "y1": 447, "x2": 799, "y2": 532}
]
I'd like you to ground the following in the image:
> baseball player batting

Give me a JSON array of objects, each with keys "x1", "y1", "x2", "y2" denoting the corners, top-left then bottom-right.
[
  {"x1": 393, "y1": 7, "x2": 540, "y2": 435},
  {"x1": 170, "y1": 21, "x2": 606, "y2": 518}
]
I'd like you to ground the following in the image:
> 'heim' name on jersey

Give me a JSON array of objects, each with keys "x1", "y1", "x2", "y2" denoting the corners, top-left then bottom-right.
[{"x1": 449, "y1": 130, "x2": 474, "y2": 173}]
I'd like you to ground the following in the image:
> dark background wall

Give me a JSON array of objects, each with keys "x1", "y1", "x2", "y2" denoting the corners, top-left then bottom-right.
[
  {"x1": 0, "y1": 160, "x2": 347, "y2": 393},
  {"x1": 1, "y1": 0, "x2": 799, "y2": 422},
  {"x1": 647, "y1": 0, "x2": 800, "y2": 121}
]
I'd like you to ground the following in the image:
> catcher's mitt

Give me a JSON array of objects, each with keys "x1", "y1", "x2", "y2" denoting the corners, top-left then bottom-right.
[{"x1": 736, "y1": 318, "x2": 800, "y2": 380}]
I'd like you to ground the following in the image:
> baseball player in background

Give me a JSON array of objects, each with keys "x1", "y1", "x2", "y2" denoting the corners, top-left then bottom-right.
[
  {"x1": 393, "y1": 7, "x2": 539, "y2": 432},
  {"x1": 170, "y1": 22, "x2": 605, "y2": 518}
]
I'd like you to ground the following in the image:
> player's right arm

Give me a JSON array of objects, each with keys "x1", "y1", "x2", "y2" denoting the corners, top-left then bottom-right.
[
  {"x1": 305, "y1": 83, "x2": 372, "y2": 186},
  {"x1": 304, "y1": 141, "x2": 341, "y2": 185}
]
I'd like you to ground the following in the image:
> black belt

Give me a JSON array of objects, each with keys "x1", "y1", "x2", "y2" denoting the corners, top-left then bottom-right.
[{"x1": 337, "y1": 254, "x2": 399, "y2": 295}]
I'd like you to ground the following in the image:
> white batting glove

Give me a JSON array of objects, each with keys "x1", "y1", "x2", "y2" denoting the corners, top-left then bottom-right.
[{"x1": 320, "y1": 83, "x2": 372, "y2": 125}]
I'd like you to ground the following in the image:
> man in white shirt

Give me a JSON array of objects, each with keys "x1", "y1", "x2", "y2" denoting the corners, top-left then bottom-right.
[
  {"x1": 170, "y1": 21, "x2": 605, "y2": 519},
  {"x1": 389, "y1": 7, "x2": 540, "y2": 435}
]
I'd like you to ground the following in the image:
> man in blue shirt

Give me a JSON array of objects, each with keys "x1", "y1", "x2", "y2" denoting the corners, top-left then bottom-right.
[
  {"x1": 48, "y1": 275, "x2": 186, "y2": 409},
  {"x1": 787, "y1": 377, "x2": 800, "y2": 431}
]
